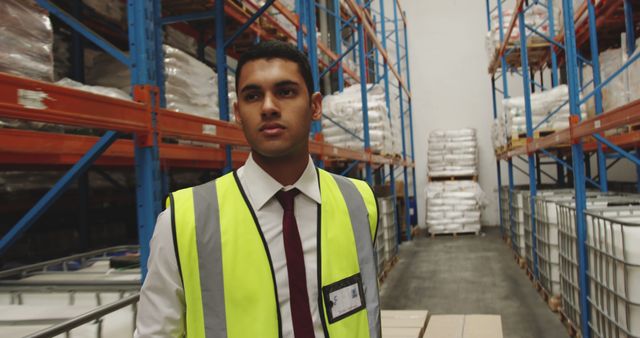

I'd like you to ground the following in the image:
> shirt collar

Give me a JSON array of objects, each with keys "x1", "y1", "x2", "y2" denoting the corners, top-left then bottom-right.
[{"x1": 242, "y1": 153, "x2": 321, "y2": 210}]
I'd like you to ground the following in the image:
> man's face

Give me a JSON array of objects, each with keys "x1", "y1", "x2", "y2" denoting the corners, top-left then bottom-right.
[{"x1": 234, "y1": 58, "x2": 322, "y2": 158}]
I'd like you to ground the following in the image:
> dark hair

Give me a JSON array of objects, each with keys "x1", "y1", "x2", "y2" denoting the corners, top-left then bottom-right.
[{"x1": 235, "y1": 40, "x2": 315, "y2": 96}]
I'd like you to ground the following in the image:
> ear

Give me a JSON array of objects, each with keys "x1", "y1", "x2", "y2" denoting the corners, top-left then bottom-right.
[
  {"x1": 233, "y1": 100, "x2": 242, "y2": 127},
  {"x1": 310, "y1": 92, "x2": 322, "y2": 121}
]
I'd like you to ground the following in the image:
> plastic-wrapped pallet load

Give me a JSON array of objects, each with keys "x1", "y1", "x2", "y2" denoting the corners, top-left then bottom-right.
[
  {"x1": 599, "y1": 46, "x2": 631, "y2": 113},
  {"x1": 428, "y1": 129, "x2": 478, "y2": 177},
  {"x1": 377, "y1": 196, "x2": 397, "y2": 269},
  {"x1": 322, "y1": 84, "x2": 394, "y2": 154},
  {"x1": 424, "y1": 181, "x2": 486, "y2": 235},
  {"x1": 164, "y1": 27, "x2": 217, "y2": 66},
  {"x1": 83, "y1": 0, "x2": 126, "y2": 27},
  {"x1": 86, "y1": 45, "x2": 221, "y2": 120},
  {"x1": 485, "y1": 6, "x2": 559, "y2": 65},
  {"x1": 501, "y1": 85, "x2": 585, "y2": 137},
  {"x1": 0, "y1": 0, "x2": 53, "y2": 82}
]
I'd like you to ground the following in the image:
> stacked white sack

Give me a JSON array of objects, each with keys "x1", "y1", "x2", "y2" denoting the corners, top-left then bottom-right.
[
  {"x1": 83, "y1": 0, "x2": 126, "y2": 26},
  {"x1": 485, "y1": 6, "x2": 559, "y2": 65},
  {"x1": 428, "y1": 129, "x2": 478, "y2": 177},
  {"x1": 501, "y1": 85, "x2": 587, "y2": 136},
  {"x1": 86, "y1": 45, "x2": 220, "y2": 120},
  {"x1": 322, "y1": 84, "x2": 394, "y2": 154},
  {"x1": 425, "y1": 181, "x2": 487, "y2": 234},
  {"x1": 0, "y1": 0, "x2": 53, "y2": 82}
]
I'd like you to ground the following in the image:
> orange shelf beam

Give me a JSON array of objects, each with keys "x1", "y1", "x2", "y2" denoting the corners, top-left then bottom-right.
[
  {"x1": 497, "y1": 99, "x2": 640, "y2": 160},
  {"x1": 0, "y1": 72, "x2": 414, "y2": 168}
]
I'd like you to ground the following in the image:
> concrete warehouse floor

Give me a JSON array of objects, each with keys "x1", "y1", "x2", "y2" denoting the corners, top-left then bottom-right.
[{"x1": 380, "y1": 227, "x2": 569, "y2": 338}]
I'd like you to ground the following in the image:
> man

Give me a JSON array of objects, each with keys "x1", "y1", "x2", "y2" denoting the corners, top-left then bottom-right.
[{"x1": 135, "y1": 40, "x2": 380, "y2": 338}]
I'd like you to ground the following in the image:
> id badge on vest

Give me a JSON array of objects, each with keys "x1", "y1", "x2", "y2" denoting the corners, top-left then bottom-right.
[{"x1": 322, "y1": 273, "x2": 366, "y2": 323}]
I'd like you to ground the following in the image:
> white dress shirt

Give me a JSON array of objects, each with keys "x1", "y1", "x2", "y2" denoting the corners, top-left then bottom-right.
[{"x1": 135, "y1": 154, "x2": 324, "y2": 338}]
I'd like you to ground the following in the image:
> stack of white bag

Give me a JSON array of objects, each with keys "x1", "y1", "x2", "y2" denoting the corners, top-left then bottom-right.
[
  {"x1": 428, "y1": 129, "x2": 478, "y2": 177},
  {"x1": 83, "y1": 0, "x2": 126, "y2": 26},
  {"x1": 322, "y1": 84, "x2": 394, "y2": 154},
  {"x1": 485, "y1": 6, "x2": 559, "y2": 64},
  {"x1": 598, "y1": 40, "x2": 640, "y2": 113},
  {"x1": 0, "y1": 0, "x2": 53, "y2": 82},
  {"x1": 501, "y1": 85, "x2": 589, "y2": 137},
  {"x1": 491, "y1": 118, "x2": 508, "y2": 151},
  {"x1": 425, "y1": 181, "x2": 487, "y2": 234},
  {"x1": 86, "y1": 45, "x2": 220, "y2": 120}
]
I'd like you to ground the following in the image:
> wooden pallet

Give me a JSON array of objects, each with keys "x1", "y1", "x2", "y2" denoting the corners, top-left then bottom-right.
[
  {"x1": 512, "y1": 251, "x2": 526, "y2": 269},
  {"x1": 531, "y1": 279, "x2": 562, "y2": 313},
  {"x1": 428, "y1": 175, "x2": 478, "y2": 182},
  {"x1": 509, "y1": 130, "x2": 556, "y2": 149},
  {"x1": 559, "y1": 310, "x2": 582, "y2": 338},
  {"x1": 428, "y1": 229, "x2": 480, "y2": 238},
  {"x1": 378, "y1": 255, "x2": 399, "y2": 285}
]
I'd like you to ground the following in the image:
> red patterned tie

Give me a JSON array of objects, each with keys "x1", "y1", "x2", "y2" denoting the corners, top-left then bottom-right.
[{"x1": 275, "y1": 189, "x2": 315, "y2": 338}]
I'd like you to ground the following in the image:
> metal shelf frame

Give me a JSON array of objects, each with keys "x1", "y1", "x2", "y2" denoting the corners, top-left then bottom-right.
[
  {"x1": 0, "y1": 1, "x2": 416, "y2": 278},
  {"x1": 486, "y1": 0, "x2": 639, "y2": 337}
]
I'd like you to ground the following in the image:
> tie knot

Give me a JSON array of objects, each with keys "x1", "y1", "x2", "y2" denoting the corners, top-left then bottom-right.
[{"x1": 275, "y1": 188, "x2": 300, "y2": 212}]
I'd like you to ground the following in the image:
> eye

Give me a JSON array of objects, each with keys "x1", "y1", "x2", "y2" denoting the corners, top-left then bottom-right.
[
  {"x1": 278, "y1": 87, "x2": 297, "y2": 97},
  {"x1": 243, "y1": 92, "x2": 261, "y2": 102}
]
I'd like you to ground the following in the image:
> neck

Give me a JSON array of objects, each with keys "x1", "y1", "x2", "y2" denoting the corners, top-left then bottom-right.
[{"x1": 252, "y1": 150, "x2": 311, "y2": 186}]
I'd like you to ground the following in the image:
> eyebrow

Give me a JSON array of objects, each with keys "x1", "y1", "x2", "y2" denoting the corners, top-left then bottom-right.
[{"x1": 239, "y1": 80, "x2": 301, "y2": 94}]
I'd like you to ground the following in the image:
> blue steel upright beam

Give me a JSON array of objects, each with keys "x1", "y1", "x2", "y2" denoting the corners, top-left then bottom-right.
[
  {"x1": 586, "y1": 0, "x2": 608, "y2": 192},
  {"x1": 498, "y1": 0, "x2": 513, "y2": 239},
  {"x1": 561, "y1": 0, "x2": 590, "y2": 337},
  {"x1": 215, "y1": 0, "x2": 232, "y2": 174},
  {"x1": 356, "y1": 0, "x2": 373, "y2": 185},
  {"x1": 393, "y1": 0, "x2": 410, "y2": 240},
  {"x1": 379, "y1": 0, "x2": 400, "y2": 242},
  {"x1": 508, "y1": 158, "x2": 516, "y2": 251},
  {"x1": 305, "y1": 1, "x2": 322, "y2": 136},
  {"x1": 333, "y1": 0, "x2": 345, "y2": 92},
  {"x1": 487, "y1": 0, "x2": 504, "y2": 236},
  {"x1": 517, "y1": 8, "x2": 538, "y2": 279},
  {"x1": 402, "y1": 9, "x2": 417, "y2": 227},
  {"x1": 296, "y1": 0, "x2": 306, "y2": 51},
  {"x1": 128, "y1": 0, "x2": 164, "y2": 279},
  {"x1": 548, "y1": 0, "x2": 559, "y2": 87}
]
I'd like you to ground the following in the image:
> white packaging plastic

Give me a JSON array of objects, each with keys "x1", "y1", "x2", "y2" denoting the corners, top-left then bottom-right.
[
  {"x1": 85, "y1": 45, "x2": 220, "y2": 120},
  {"x1": 322, "y1": 84, "x2": 394, "y2": 154},
  {"x1": 0, "y1": 0, "x2": 53, "y2": 81},
  {"x1": 427, "y1": 128, "x2": 478, "y2": 177},
  {"x1": 424, "y1": 181, "x2": 486, "y2": 234}
]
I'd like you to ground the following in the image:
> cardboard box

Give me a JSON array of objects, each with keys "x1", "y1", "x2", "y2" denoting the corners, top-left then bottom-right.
[
  {"x1": 423, "y1": 315, "x2": 503, "y2": 338},
  {"x1": 381, "y1": 310, "x2": 429, "y2": 338},
  {"x1": 423, "y1": 315, "x2": 465, "y2": 338},
  {"x1": 462, "y1": 315, "x2": 503, "y2": 338}
]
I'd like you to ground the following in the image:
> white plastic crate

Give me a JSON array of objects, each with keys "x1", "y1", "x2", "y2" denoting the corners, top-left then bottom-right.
[
  {"x1": 558, "y1": 203, "x2": 640, "y2": 335},
  {"x1": 585, "y1": 208, "x2": 640, "y2": 337}
]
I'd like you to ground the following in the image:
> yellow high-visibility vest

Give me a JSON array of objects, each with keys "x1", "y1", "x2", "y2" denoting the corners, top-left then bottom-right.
[{"x1": 168, "y1": 169, "x2": 380, "y2": 338}]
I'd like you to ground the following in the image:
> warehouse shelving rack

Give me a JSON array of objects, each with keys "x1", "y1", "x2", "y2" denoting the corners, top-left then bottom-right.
[
  {"x1": 0, "y1": 0, "x2": 416, "y2": 278},
  {"x1": 486, "y1": 0, "x2": 640, "y2": 337}
]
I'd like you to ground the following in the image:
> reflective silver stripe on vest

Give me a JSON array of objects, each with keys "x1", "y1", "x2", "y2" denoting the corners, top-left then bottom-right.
[
  {"x1": 193, "y1": 181, "x2": 227, "y2": 338},
  {"x1": 331, "y1": 174, "x2": 381, "y2": 338}
]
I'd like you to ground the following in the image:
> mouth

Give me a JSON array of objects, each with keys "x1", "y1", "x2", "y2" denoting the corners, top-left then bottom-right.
[{"x1": 259, "y1": 123, "x2": 286, "y2": 136}]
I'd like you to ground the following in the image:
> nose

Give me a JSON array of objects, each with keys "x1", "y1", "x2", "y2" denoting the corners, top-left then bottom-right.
[{"x1": 261, "y1": 92, "x2": 280, "y2": 119}]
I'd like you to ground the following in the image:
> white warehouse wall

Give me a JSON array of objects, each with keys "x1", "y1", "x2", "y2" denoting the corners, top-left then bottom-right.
[{"x1": 403, "y1": 0, "x2": 500, "y2": 226}]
